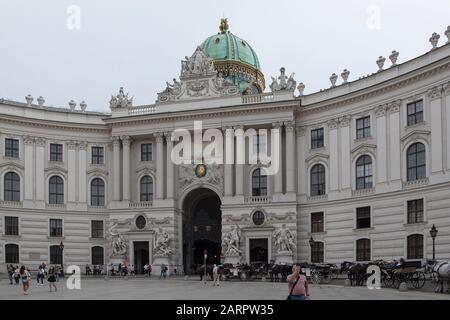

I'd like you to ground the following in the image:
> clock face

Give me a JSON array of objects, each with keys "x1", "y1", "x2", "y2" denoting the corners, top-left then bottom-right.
[{"x1": 195, "y1": 164, "x2": 207, "y2": 178}]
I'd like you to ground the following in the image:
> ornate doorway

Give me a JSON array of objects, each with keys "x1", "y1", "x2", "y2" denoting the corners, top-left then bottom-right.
[
  {"x1": 249, "y1": 238, "x2": 268, "y2": 264},
  {"x1": 182, "y1": 188, "x2": 221, "y2": 275},
  {"x1": 133, "y1": 241, "x2": 149, "y2": 274}
]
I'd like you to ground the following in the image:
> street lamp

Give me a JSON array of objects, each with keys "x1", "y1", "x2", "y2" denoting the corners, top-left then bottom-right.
[
  {"x1": 309, "y1": 237, "x2": 315, "y2": 263},
  {"x1": 59, "y1": 241, "x2": 65, "y2": 277},
  {"x1": 430, "y1": 224, "x2": 438, "y2": 261}
]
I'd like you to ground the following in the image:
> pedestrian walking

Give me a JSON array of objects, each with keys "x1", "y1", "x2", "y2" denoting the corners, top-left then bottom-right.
[
  {"x1": 160, "y1": 264, "x2": 167, "y2": 279},
  {"x1": 7, "y1": 264, "x2": 14, "y2": 285},
  {"x1": 286, "y1": 263, "x2": 310, "y2": 300},
  {"x1": 14, "y1": 266, "x2": 20, "y2": 285},
  {"x1": 19, "y1": 266, "x2": 31, "y2": 295},
  {"x1": 37, "y1": 264, "x2": 45, "y2": 286},
  {"x1": 212, "y1": 264, "x2": 220, "y2": 286},
  {"x1": 48, "y1": 267, "x2": 57, "y2": 292}
]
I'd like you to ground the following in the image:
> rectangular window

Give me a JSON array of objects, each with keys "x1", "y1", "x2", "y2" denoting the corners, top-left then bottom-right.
[
  {"x1": 311, "y1": 212, "x2": 324, "y2": 233},
  {"x1": 5, "y1": 138, "x2": 19, "y2": 158},
  {"x1": 311, "y1": 128, "x2": 324, "y2": 149},
  {"x1": 356, "y1": 239, "x2": 371, "y2": 261},
  {"x1": 407, "y1": 199, "x2": 424, "y2": 224},
  {"x1": 356, "y1": 207, "x2": 371, "y2": 229},
  {"x1": 252, "y1": 133, "x2": 267, "y2": 156},
  {"x1": 141, "y1": 143, "x2": 153, "y2": 161},
  {"x1": 356, "y1": 116, "x2": 371, "y2": 139},
  {"x1": 5, "y1": 216, "x2": 19, "y2": 236},
  {"x1": 91, "y1": 146, "x2": 104, "y2": 164},
  {"x1": 49, "y1": 219, "x2": 63, "y2": 237},
  {"x1": 91, "y1": 220, "x2": 104, "y2": 238},
  {"x1": 50, "y1": 143, "x2": 63, "y2": 162},
  {"x1": 407, "y1": 100, "x2": 424, "y2": 126}
]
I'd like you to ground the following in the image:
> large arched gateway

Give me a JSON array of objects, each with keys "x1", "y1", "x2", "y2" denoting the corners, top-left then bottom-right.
[{"x1": 182, "y1": 188, "x2": 222, "y2": 275}]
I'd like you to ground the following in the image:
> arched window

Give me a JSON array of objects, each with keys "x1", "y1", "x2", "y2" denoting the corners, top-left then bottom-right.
[
  {"x1": 407, "y1": 234, "x2": 424, "y2": 259},
  {"x1": 90, "y1": 178, "x2": 105, "y2": 206},
  {"x1": 407, "y1": 143, "x2": 426, "y2": 181},
  {"x1": 140, "y1": 176, "x2": 153, "y2": 202},
  {"x1": 91, "y1": 246, "x2": 104, "y2": 265},
  {"x1": 5, "y1": 243, "x2": 19, "y2": 264},
  {"x1": 356, "y1": 155, "x2": 373, "y2": 190},
  {"x1": 310, "y1": 164, "x2": 326, "y2": 196},
  {"x1": 49, "y1": 176, "x2": 64, "y2": 204},
  {"x1": 252, "y1": 168, "x2": 267, "y2": 196},
  {"x1": 311, "y1": 241, "x2": 324, "y2": 263},
  {"x1": 4, "y1": 172, "x2": 20, "y2": 201},
  {"x1": 356, "y1": 239, "x2": 371, "y2": 261},
  {"x1": 50, "y1": 245, "x2": 63, "y2": 265}
]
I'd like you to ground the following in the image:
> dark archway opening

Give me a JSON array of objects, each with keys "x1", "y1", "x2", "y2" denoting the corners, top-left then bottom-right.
[{"x1": 182, "y1": 188, "x2": 221, "y2": 275}]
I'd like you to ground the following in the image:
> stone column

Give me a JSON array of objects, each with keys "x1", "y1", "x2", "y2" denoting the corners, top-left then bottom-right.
[
  {"x1": 165, "y1": 132, "x2": 174, "y2": 199},
  {"x1": 155, "y1": 132, "x2": 165, "y2": 200},
  {"x1": 112, "y1": 136, "x2": 121, "y2": 201},
  {"x1": 388, "y1": 101, "x2": 401, "y2": 181},
  {"x1": 428, "y1": 86, "x2": 443, "y2": 173},
  {"x1": 273, "y1": 122, "x2": 283, "y2": 194},
  {"x1": 78, "y1": 142, "x2": 87, "y2": 203},
  {"x1": 285, "y1": 121, "x2": 296, "y2": 193},
  {"x1": 375, "y1": 105, "x2": 388, "y2": 183},
  {"x1": 23, "y1": 136, "x2": 35, "y2": 201},
  {"x1": 328, "y1": 119, "x2": 339, "y2": 191},
  {"x1": 223, "y1": 126, "x2": 234, "y2": 196},
  {"x1": 121, "y1": 136, "x2": 131, "y2": 201},
  {"x1": 339, "y1": 116, "x2": 351, "y2": 190},
  {"x1": 296, "y1": 127, "x2": 307, "y2": 195},
  {"x1": 35, "y1": 138, "x2": 46, "y2": 201},
  {"x1": 234, "y1": 126, "x2": 244, "y2": 196},
  {"x1": 67, "y1": 141, "x2": 77, "y2": 203}
]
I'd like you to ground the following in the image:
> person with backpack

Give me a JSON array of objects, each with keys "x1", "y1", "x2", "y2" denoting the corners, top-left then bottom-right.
[
  {"x1": 286, "y1": 263, "x2": 310, "y2": 300},
  {"x1": 19, "y1": 266, "x2": 32, "y2": 295},
  {"x1": 48, "y1": 267, "x2": 57, "y2": 292}
]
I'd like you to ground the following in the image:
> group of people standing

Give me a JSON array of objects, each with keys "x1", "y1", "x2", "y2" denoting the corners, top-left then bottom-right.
[{"x1": 6, "y1": 263, "x2": 60, "y2": 295}]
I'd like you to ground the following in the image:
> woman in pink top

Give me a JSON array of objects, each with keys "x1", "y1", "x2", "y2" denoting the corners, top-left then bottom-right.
[{"x1": 287, "y1": 263, "x2": 309, "y2": 300}]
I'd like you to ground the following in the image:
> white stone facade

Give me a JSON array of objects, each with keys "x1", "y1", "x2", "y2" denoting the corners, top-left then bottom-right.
[{"x1": 1, "y1": 35, "x2": 450, "y2": 274}]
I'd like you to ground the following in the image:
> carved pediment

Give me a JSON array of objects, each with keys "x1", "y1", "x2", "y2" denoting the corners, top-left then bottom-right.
[
  {"x1": 87, "y1": 167, "x2": 109, "y2": 176},
  {"x1": 178, "y1": 163, "x2": 223, "y2": 194},
  {"x1": 305, "y1": 153, "x2": 329, "y2": 165},
  {"x1": 0, "y1": 161, "x2": 24, "y2": 171},
  {"x1": 351, "y1": 143, "x2": 377, "y2": 154},
  {"x1": 136, "y1": 165, "x2": 156, "y2": 176},
  {"x1": 401, "y1": 129, "x2": 431, "y2": 150},
  {"x1": 44, "y1": 165, "x2": 67, "y2": 174}
]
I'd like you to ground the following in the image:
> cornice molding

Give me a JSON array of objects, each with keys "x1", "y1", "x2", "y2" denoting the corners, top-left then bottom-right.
[{"x1": 299, "y1": 60, "x2": 450, "y2": 116}]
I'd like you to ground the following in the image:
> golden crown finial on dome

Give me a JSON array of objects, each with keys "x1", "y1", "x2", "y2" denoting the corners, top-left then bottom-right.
[{"x1": 219, "y1": 18, "x2": 229, "y2": 33}]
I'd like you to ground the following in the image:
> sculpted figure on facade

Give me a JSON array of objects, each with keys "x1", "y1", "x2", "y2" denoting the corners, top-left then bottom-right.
[
  {"x1": 110, "y1": 87, "x2": 133, "y2": 109},
  {"x1": 270, "y1": 67, "x2": 296, "y2": 92},
  {"x1": 178, "y1": 163, "x2": 223, "y2": 192},
  {"x1": 154, "y1": 227, "x2": 173, "y2": 256},
  {"x1": 274, "y1": 224, "x2": 296, "y2": 253},
  {"x1": 108, "y1": 221, "x2": 128, "y2": 257},
  {"x1": 157, "y1": 47, "x2": 239, "y2": 103},
  {"x1": 222, "y1": 225, "x2": 242, "y2": 256}
]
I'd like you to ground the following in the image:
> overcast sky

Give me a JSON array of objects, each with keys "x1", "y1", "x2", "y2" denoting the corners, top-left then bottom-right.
[{"x1": 1, "y1": 0, "x2": 449, "y2": 112}]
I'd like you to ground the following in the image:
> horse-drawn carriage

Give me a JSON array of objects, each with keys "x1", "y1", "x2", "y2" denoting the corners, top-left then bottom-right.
[
  {"x1": 380, "y1": 260, "x2": 426, "y2": 289},
  {"x1": 304, "y1": 263, "x2": 340, "y2": 284}
]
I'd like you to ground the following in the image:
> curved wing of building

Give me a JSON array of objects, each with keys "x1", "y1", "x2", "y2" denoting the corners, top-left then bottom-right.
[{"x1": 1, "y1": 20, "x2": 449, "y2": 274}]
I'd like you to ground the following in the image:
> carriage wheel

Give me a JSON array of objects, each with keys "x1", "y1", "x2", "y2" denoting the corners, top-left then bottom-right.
[
  {"x1": 311, "y1": 271, "x2": 321, "y2": 284},
  {"x1": 411, "y1": 272, "x2": 426, "y2": 289},
  {"x1": 382, "y1": 275, "x2": 394, "y2": 288}
]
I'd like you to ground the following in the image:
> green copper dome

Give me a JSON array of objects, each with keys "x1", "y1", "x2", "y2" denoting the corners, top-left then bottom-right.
[{"x1": 199, "y1": 19, "x2": 265, "y2": 94}]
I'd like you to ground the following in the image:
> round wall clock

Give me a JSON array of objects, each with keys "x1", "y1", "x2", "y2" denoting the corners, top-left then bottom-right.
[{"x1": 195, "y1": 163, "x2": 207, "y2": 178}]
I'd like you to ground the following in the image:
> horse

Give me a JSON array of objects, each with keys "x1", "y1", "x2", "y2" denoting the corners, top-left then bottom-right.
[
  {"x1": 346, "y1": 263, "x2": 368, "y2": 286},
  {"x1": 427, "y1": 260, "x2": 450, "y2": 293}
]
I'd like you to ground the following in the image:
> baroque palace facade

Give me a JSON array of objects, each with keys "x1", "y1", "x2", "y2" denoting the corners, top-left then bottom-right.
[{"x1": 1, "y1": 20, "x2": 450, "y2": 274}]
